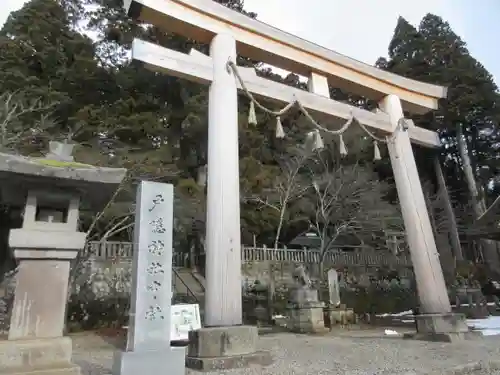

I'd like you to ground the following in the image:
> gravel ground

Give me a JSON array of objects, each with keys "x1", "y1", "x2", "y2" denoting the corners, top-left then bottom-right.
[{"x1": 72, "y1": 329, "x2": 500, "y2": 375}]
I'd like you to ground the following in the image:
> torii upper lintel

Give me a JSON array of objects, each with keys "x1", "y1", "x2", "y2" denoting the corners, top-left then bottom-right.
[{"x1": 124, "y1": 0, "x2": 448, "y2": 115}]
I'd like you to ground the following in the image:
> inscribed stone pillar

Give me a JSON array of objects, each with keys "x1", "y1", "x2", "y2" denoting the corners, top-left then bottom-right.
[{"x1": 113, "y1": 181, "x2": 184, "y2": 375}]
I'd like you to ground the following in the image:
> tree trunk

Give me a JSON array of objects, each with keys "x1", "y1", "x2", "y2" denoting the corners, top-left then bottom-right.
[
  {"x1": 434, "y1": 157, "x2": 464, "y2": 262},
  {"x1": 457, "y1": 124, "x2": 500, "y2": 276},
  {"x1": 423, "y1": 184, "x2": 456, "y2": 281}
]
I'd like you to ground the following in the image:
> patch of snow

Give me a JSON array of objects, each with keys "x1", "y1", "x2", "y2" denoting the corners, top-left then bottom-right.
[
  {"x1": 467, "y1": 316, "x2": 500, "y2": 336},
  {"x1": 380, "y1": 311, "x2": 500, "y2": 337},
  {"x1": 376, "y1": 310, "x2": 413, "y2": 317},
  {"x1": 384, "y1": 329, "x2": 399, "y2": 336},
  {"x1": 452, "y1": 302, "x2": 498, "y2": 307}
]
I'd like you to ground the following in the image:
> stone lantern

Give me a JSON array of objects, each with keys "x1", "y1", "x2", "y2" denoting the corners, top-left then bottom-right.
[{"x1": 0, "y1": 142, "x2": 126, "y2": 375}]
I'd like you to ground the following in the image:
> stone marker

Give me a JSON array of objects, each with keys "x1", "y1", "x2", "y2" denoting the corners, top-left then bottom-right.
[
  {"x1": 327, "y1": 268, "x2": 340, "y2": 307},
  {"x1": 112, "y1": 181, "x2": 184, "y2": 375}
]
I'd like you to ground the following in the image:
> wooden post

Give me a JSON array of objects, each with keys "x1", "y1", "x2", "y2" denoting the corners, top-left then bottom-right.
[
  {"x1": 204, "y1": 34, "x2": 242, "y2": 327},
  {"x1": 380, "y1": 95, "x2": 451, "y2": 314}
]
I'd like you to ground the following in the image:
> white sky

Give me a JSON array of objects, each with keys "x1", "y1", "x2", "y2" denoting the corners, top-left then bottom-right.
[{"x1": 1, "y1": 0, "x2": 499, "y2": 83}]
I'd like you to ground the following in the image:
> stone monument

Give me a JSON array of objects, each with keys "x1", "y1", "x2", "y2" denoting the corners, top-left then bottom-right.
[
  {"x1": 327, "y1": 268, "x2": 340, "y2": 307},
  {"x1": 0, "y1": 142, "x2": 126, "y2": 375},
  {"x1": 113, "y1": 181, "x2": 185, "y2": 375},
  {"x1": 286, "y1": 265, "x2": 328, "y2": 334},
  {"x1": 324, "y1": 268, "x2": 355, "y2": 328}
]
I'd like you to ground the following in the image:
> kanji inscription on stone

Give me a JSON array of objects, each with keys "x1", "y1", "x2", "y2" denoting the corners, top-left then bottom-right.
[
  {"x1": 148, "y1": 240, "x2": 165, "y2": 255},
  {"x1": 145, "y1": 305, "x2": 164, "y2": 320},
  {"x1": 146, "y1": 261, "x2": 164, "y2": 275},
  {"x1": 125, "y1": 181, "x2": 174, "y2": 352},
  {"x1": 149, "y1": 194, "x2": 165, "y2": 212},
  {"x1": 146, "y1": 280, "x2": 162, "y2": 293},
  {"x1": 149, "y1": 218, "x2": 166, "y2": 233}
]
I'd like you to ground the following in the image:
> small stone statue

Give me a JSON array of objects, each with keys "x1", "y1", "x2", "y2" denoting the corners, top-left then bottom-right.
[
  {"x1": 290, "y1": 265, "x2": 318, "y2": 305},
  {"x1": 292, "y1": 265, "x2": 312, "y2": 289}
]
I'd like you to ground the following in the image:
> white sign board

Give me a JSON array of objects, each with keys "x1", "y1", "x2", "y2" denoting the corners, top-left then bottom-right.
[{"x1": 170, "y1": 304, "x2": 201, "y2": 341}]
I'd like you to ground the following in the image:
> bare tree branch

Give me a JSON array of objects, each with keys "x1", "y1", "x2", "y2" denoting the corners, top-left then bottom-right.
[
  {"x1": 245, "y1": 147, "x2": 312, "y2": 248},
  {"x1": 303, "y1": 157, "x2": 404, "y2": 275},
  {"x1": 0, "y1": 92, "x2": 58, "y2": 152}
]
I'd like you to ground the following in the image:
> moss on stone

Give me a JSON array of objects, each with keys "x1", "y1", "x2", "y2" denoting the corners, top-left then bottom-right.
[{"x1": 34, "y1": 158, "x2": 93, "y2": 168}]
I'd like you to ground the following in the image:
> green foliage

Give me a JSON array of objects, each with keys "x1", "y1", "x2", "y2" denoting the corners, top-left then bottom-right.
[
  {"x1": 34, "y1": 159, "x2": 92, "y2": 168},
  {"x1": 378, "y1": 15, "x2": 500, "y2": 201},
  {"x1": 342, "y1": 285, "x2": 416, "y2": 314}
]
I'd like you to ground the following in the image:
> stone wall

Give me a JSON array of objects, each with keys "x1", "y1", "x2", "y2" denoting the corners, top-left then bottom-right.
[
  {"x1": 83, "y1": 256, "x2": 413, "y2": 293},
  {"x1": 241, "y1": 260, "x2": 413, "y2": 288}
]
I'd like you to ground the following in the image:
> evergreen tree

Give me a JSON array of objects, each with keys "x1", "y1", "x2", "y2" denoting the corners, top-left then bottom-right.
[
  {"x1": 379, "y1": 14, "x2": 500, "y2": 274},
  {"x1": 0, "y1": 0, "x2": 403, "y2": 254},
  {"x1": 378, "y1": 15, "x2": 500, "y2": 200},
  {"x1": 0, "y1": 0, "x2": 118, "y2": 155}
]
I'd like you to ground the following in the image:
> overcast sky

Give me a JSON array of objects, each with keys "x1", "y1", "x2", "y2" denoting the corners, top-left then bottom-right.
[{"x1": 1, "y1": 0, "x2": 499, "y2": 85}]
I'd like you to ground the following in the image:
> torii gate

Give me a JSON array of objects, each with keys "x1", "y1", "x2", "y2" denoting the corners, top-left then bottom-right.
[{"x1": 124, "y1": 0, "x2": 468, "y2": 345}]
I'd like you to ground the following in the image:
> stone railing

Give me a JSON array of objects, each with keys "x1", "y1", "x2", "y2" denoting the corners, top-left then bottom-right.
[{"x1": 83, "y1": 241, "x2": 411, "y2": 268}]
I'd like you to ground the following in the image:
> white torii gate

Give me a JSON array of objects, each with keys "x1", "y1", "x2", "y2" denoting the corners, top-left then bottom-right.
[{"x1": 124, "y1": 0, "x2": 456, "y2": 331}]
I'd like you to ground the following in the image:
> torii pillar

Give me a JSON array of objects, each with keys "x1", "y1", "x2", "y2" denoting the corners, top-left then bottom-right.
[
  {"x1": 186, "y1": 34, "x2": 272, "y2": 371},
  {"x1": 380, "y1": 95, "x2": 474, "y2": 341}
]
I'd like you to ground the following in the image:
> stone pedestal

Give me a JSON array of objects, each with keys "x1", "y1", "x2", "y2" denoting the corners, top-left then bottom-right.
[
  {"x1": 287, "y1": 301, "x2": 328, "y2": 334},
  {"x1": 0, "y1": 224, "x2": 86, "y2": 375},
  {"x1": 404, "y1": 313, "x2": 482, "y2": 342},
  {"x1": 186, "y1": 325, "x2": 272, "y2": 371},
  {"x1": 0, "y1": 337, "x2": 79, "y2": 375},
  {"x1": 324, "y1": 304, "x2": 356, "y2": 329},
  {"x1": 113, "y1": 346, "x2": 185, "y2": 375}
]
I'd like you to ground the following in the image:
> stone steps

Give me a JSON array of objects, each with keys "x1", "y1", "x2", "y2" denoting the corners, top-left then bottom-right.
[{"x1": 173, "y1": 268, "x2": 205, "y2": 302}]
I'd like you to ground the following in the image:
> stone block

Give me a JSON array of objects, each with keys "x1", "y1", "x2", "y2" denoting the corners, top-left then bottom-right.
[
  {"x1": 112, "y1": 346, "x2": 185, "y2": 375},
  {"x1": 324, "y1": 307, "x2": 356, "y2": 328},
  {"x1": 0, "y1": 337, "x2": 79, "y2": 375},
  {"x1": 416, "y1": 313, "x2": 469, "y2": 334},
  {"x1": 186, "y1": 350, "x2": 272, "y2": 372},
  {"x1": 186, "y1": 325, "x2": 272, "y2": 371},
  {"x1": 8, "y1": 259, "x2": 71, "y2": 340},
  {"x1": 188, "y1": 325, "x2": 257, "y2": 358},
  {"x1": 287, "y1": 302, "x2": 328, "y2": 334},
  {"x1": 403, "y1": 313, "x2": 482, "y2": 342},
  {"x1": 290, "y1": 288, "x2": 318, "y2": 304}
]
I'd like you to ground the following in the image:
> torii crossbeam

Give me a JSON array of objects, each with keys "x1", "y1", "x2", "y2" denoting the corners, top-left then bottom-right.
[
  {"x1": 124, "y1": 0, "x2": 468, "y2": 358},
  {"x1": 133, "y1": 39, "x2": 441, "y2": 148}
]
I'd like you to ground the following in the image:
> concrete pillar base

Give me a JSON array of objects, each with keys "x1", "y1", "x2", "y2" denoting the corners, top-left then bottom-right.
[
  {"x1": 403, "y1": 313, "x2": 483, "y2": 342},
  {"x1": 0, "y1": 337, "x2": 80, "y2": 375},
  {"x1": 186, "y1": 325, "x2": 272, "y2": 372}
]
